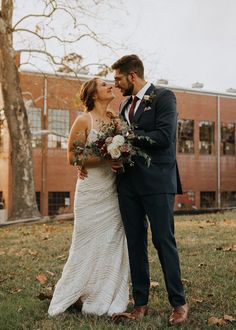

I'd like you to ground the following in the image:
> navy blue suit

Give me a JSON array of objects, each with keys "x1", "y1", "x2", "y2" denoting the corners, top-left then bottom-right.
[{"x1": 117, "y1": 84, "x2": 186, "y2": 307}]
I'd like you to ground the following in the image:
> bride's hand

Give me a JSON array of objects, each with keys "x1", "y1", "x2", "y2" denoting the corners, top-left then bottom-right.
[{"x1": 77, "y1": 165, "x2": 88, "y2": 180}]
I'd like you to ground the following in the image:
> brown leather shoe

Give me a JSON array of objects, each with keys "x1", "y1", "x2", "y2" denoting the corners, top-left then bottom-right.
[
  {"x1": 112, "y1": 305, "x2": 148, "y2": 323},
  {"x1": 169, "y1": 303, "x2": 189, "y2": 326}
]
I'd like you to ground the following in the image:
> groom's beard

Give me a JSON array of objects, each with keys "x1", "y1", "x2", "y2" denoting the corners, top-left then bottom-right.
[{"x1": 122, "y1": 80, "x2": 134, "y2": 96}]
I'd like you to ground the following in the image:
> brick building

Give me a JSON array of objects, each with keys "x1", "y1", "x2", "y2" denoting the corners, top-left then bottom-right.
[{"x1": 1, "y1": 69, "x2": 236, "y2": 220}]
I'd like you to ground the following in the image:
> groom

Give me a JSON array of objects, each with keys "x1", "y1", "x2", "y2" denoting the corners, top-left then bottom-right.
[{"x1": 111, "y1": 54, "x2": 189, "y2": 326}]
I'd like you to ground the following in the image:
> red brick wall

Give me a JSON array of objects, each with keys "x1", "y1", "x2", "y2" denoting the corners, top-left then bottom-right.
[{"x1": 1, "y1": 71, "x2": 236, "y2": 216}]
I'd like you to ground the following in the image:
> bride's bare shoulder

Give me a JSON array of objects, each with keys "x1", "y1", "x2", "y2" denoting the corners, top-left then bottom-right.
[{"x1": 72, "y1": 112, "x2": 90, "y2": 130}]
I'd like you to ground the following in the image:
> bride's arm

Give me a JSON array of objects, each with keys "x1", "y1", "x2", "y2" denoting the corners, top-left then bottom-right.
[{"x1": 67, "y1": 114, "x2": 110, "y2": 168}]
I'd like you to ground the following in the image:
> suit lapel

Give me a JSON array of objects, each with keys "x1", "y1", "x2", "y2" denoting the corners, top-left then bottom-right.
[{"x1": 133, "y1": 84, "x2": 156, "y2": 123}]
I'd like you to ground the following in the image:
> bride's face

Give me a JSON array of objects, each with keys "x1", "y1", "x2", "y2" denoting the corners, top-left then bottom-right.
[{"x1": 95, "y1": 79, "x2": 115, "y2": 102}]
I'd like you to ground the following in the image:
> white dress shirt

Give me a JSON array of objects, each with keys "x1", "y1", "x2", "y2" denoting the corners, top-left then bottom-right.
[{"x1": 125, "y1": 82, "x2": 151, "y2": 124}]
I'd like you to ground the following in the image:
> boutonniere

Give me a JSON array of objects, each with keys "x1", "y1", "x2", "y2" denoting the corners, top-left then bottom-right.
[{"x1": 142, "y1": 90, "x2": 156, "y2": 111}]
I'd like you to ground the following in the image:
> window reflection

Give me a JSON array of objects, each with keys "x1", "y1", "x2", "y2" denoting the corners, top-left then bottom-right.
[
  {"x1": 200, "y1": 192, "x2": 216, "y2": 208},
  {"x1": 178, "y1": 119, "x2": 194, "y2": 153},
  {"x1": 48, "y1": 109, "x2": 69, "y2": 149},
  {"x1": 221, "y1": 192, "x2": 236, "y2": 207},
  {"x1": 27, "y1": 107, "x2": 42, "y2": 148},
  {"x1": 221, "y1": 123, "x2": 235, "y2": 155},
  {"x1": 199, "y1": 121, "x2": 214, "y2": 155}
]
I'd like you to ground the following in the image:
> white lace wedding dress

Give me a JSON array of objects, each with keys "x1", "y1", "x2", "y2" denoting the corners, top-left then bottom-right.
[{"x1": 48, "y1": 117, "x2": 129, "y2": 317}]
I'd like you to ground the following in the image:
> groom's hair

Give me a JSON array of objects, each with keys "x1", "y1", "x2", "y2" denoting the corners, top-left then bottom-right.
[{"x1": 111, "y1": 54, "x2": 144, "y2": 79}]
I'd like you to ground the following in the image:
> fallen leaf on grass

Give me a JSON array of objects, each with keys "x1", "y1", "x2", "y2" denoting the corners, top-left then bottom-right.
[
  {"x1": 56, "y1": 254, "x2": 67, "y2": 261},
  {"x1": 36, "y1": 273, "x2": 47, "y2": 285},
  {"x1": 10, "y1": 288, "x2": 22, "y2": 294},
  {"x1": 198, "y1": 262, "x2": 207, "y2": 267},
  {"x1": 223, "y1": 219, "x2": 232, "y2": 224},
  {"x1": 0, "y1": 277, "x2": 7, "y2": 284},
  {"x1": 208, "y1": 315, "x2": 236, "y2": 325},
  {"x1": 37, "y1": 292, "x2": 53, "y2": 300},
  {"x1": 150, "y1": 281, "x2": 159, "y2": 288},
  {"x1": 28, "y1": 249, "x2": 39, "y2": 256},
  {"x1": 208, "y1": 317, "x2": 226, "y2": 326},
  {"x1": 43, "y1": 224, "x2": 55, "y2": 233},
  {"x1": 46, "y1": 270, "x2": 55, "y2": 277},
  {"x1": 223, "y1": 245, "x2": 236, "y2": 252},
  {"x1": 181, "y1": 278, "x2": 192, "y2": 286},
  {"x1": 41, "y1": 233, "x2": 50, "y2": 240},
  {"x1": 192, "y1": 298, "x2": 203, "y2": 303},
  {"x1": 206, "y1": 220, "x2": 215, "y2": 224},
  {"x1": 15, "y1": 248, "x2": 39, "y2": 257},
  {"x1": 223, "y1": 314, "x2": 236, "y2": 322},
  {"x1": 215, "y1": 245, "x2": 236, "y2": 252}
]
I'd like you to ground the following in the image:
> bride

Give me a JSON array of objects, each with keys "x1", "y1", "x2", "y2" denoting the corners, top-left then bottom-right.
[{"x1": 48, "y1": 78, "x2": 129, "y2": 317}]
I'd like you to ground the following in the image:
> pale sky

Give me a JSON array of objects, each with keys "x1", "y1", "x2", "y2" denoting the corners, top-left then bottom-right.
[{"x1": 13, "y1": 0, "x2": 236, "y2": 93}]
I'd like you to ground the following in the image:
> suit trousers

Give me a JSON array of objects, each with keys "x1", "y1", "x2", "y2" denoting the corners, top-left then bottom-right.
[{"x1": 117, "y1": 183, "x2": 186, "y2": 307}]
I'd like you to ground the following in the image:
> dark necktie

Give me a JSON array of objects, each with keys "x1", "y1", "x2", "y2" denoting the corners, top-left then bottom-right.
[{"x1": 128, "y1": 96, "x2": 139, "y2": 122}]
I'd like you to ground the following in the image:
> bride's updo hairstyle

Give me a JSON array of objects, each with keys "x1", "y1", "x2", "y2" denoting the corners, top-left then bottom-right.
[{"x1": 79, "y1": 78, "x2": 98, "y2": 112}]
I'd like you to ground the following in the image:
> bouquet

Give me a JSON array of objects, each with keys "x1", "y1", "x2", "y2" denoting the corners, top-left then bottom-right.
[{"x1": 72, "y1": 114, "x2": 153, "y2": 168}]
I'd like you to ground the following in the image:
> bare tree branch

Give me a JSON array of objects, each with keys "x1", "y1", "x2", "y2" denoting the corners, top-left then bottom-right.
[
  {"x1": 17, "y1": 49, "x2": 86, "y2": 78},
  {"x1": 17, "y1": 48, "x2": 63, "y2": 66},
  {"x1": 14, "y1": 28, "x2": 106, "y2": 45},
  {"x1": 13, "y1": 1, "x2": 101, "y2": 30},
  {"x1": 13, "y1": 4, "x2": 57, "y2": 30}
]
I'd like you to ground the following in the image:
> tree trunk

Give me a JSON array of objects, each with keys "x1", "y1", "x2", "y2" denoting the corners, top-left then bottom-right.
[{"x1": 0, "y1": 0, "x2": 40, "y2": 220}]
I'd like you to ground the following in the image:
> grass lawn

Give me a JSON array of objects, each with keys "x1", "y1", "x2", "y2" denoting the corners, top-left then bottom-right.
[{"x1": 0, "y1": 211, "x2": 236, "y2": 330}]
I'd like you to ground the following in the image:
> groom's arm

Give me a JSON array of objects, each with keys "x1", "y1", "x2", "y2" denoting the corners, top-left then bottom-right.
[{"x1": 134, "y1": 89, "x2": 177, "y2": 150}]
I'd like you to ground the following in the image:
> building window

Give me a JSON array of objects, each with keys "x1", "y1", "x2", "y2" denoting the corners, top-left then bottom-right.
[
  {"x1": 200, "y1": 192, "x2": 216, "y2": 208},
  {"x1": 48, "y1": 192, "x2": 70, "y2": 215},
  {"x1": 178, "y1": 119, "x2": 194, "y2": 153},
  {"x1": 221, "y1": 123, "x2": 235, "y2": 155},
  {"x1": 48, "y1": 109, "x2": 69, "y2": 149},
  {"x1": 199, "y1": 121, "x2": 214, "y2": 154},
  {"x1": 26, "y1": 107, "x2": 42, "y2": 148},
  {"x1": 0, "y1": 191, "x2": 5, "y2": 209},
  {"x1": 221, "y1": 192, "x2": 236, "y2": 207},
  {"x1": 35, "y1": 192, "x2": 41, "y2": 212}
]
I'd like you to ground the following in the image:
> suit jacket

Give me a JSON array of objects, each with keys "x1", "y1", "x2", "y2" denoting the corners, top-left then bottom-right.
[{"x1": 117, "y1": 83, "x2": 182, "y2": 195}]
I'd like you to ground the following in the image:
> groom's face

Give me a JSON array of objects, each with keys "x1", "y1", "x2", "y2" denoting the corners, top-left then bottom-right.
[{"x1": 113, "y1": 70, "x2": 134, "y2": 96}]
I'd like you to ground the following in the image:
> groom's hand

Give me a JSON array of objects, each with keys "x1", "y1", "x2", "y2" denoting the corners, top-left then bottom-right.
[{"x1": 111, "y1": 160, "x2": 124, "y2": 173}]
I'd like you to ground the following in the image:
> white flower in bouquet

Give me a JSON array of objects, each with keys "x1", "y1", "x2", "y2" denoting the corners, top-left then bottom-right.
[
  {"x1": 107, "y1": 143, "x2": 121, "y2": 159},
  {"x1": 105, "y1": 137, "x2": 113, "y2": 145},
  {"x1": 112, "y1": 134, "x2": 125, "y2": 147}
]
